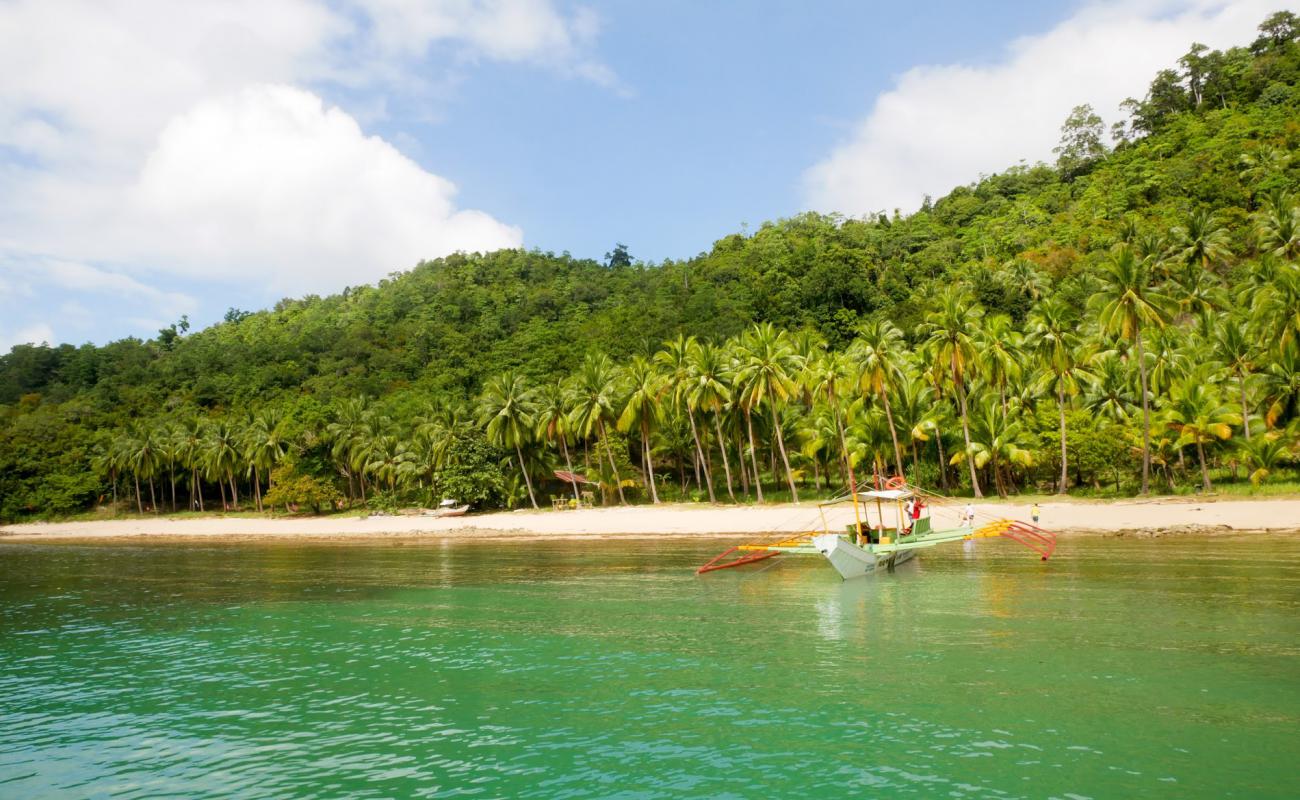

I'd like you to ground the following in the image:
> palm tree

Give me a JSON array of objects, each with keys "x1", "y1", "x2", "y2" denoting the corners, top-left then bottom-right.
[
  {"x1": 919, "y1": 286, "x2": 985, "y2": 497},
  {"x1": 177, "y1": 418, "x2": 206, "y2": 511},
  {"x1": 618, "y1": 355, "x2": 665, "y2": 504},
  {"x1": 244, "y1": 408, "x2": 287, "y2": 512},
  {"x1": 535, "y1": 379, "x2": 582, "y2": 504},
  {"x1": 805, "y1": 351, "x2": 859, "y2": 493},
  {"x1": 479, "y1": 372, "x2": 539, "y2": 509},
  {"x1": 202, "y1": 419, "x2": 242, "y2": 509},
  {"x1": 1215, "y1": 317, "x2": 1259, "y2": 440},
  {"x1": 890, "y1": 375, "x2": 939, "y2": 484},
  {"x1": 1238, "y1": 434, "x2": 1290, "y2": 486},
  {"x1": 686, "y1": 341, "x2": 735, "y2": 501},
  {"x1": 1028, "y1": 297, "x2": 1088, "y2": 493},
  {"x1": 1083, "y1": 351, "x2": 1138, "y2": 423},
  {"x1": 1259, "y1": 262, "x2": 1300, "y2": 353},
  {"x1": 733, "y1": 323, "x2": 801, "y2": 502},
  {"x1": 1255, "y1": 192, "x2": 1300, "y2": 260},
  {"x1": 951, "y1": 395, "x2": 1035, "y2": 498},
  {"x1": 129, "y1": 425, "x2": 164, "y2": 514},
  {"x1": 326, "y1": 397, "x2": 372, "y2": 503},
  {"x1": 851, "y1": 318, "x2": 907, "y2": 478},
  {"x1": 571, "y1": 354, "x2": 627, "y2": 504},
  {"x1": 1165, "y1": 380, "x2": 1239, "y2": 492},
  {"x1": 365, "y1": 434, "x2": 414, "y2": 494},
  {"x1": 1264, "y1": 342, "x2": 1300, "y2": 429},
  {"x1": 656, "y1": 335, "x2": 713, "y2": 501},
  {"x1": 1091, "y1": 245, "x2": 1173, "y2": 494},
  {"x1": 1169, "y1": 208, "x2": 1232, "y2": 278}
]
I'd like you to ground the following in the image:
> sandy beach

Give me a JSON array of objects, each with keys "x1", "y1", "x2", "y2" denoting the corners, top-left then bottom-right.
[{"x1": 2, "y1": 496, "x2": 1298, "y2": 542}]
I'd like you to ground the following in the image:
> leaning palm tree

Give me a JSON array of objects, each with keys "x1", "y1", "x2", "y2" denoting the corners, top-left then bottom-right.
[
  {"x1": 479, "y1": 372, "x2": 539, "y2": 509},
  {"x1": 656, "y1": 334, "x2": 713, "y2": 501},
  {"x1": 535, "y1": 379, "x2": 582, "y2": 504},
  {"x1": 733, "y1": 323, "x2": 802, "y2": 503},
  {"x1": 686, "y1": 341, "x2": 736, "y2": 501},
  {"x1": 1090, "y1": 244, "x2": 1173, "y2": 494},
  {"x1": 618, "y1": 355, "x2": 666, "y2": 504},
  {"x1": 1164, "y1": 380, "x2": 1239, "y2": 492},
  {"x1": 1027, "y1": 297, "x2": 1088, "y2": 493},
  {"x1": 570, "y1": 354, "x2": 627, "y2": 504},
  {"x1": 918, "y1": 286, "x2": 985, "y2": 497},
  {"x1": 850, "y1": 318, "x2": 907, "y2": 478}
]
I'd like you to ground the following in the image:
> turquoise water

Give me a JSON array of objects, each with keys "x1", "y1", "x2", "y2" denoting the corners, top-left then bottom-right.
[{"x1": 1, "y1": 535, "x2": 1297, "y2": 798}]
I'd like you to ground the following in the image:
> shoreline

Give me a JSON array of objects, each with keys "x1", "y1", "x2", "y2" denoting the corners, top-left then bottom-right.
[{"x1": 3, "y1": 497, "x2": 1299, "y2": 544}]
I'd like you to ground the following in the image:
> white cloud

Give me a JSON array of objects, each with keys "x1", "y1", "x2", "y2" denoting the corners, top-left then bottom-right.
[
  {"x1": 0, "y1": 323, "x2": 55, "y2": 353},
  {"x1": 353, "y1": 0, "x2": 613, "y2": 82},
  {"x1": 128, "y1": 85, "x2": 522, "y2": 291},
  {"x1": 0, "y1": 0, "x2": 608, "y2": 344},
  {"x1": 803, "y1": 0, "x2": 1279, "y2": 217},
  {"x1": 43, "y1": 260, "x2": 195, "y2": 312}
]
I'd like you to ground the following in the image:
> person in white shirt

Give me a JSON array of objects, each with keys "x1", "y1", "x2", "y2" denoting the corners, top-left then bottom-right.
[{"x1": 964, "y1": 502, "x2": 975, "y2": 528}]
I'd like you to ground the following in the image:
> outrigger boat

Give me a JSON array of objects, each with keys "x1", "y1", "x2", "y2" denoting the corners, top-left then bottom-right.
[{"x1": 697, "y1": 481, "x2": 1056, "y2": 580}]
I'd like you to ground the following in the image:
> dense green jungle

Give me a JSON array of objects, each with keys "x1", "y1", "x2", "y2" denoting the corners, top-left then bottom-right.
[{"x1": 3, "y1": 13, "x2": 1299, "y2": 521}]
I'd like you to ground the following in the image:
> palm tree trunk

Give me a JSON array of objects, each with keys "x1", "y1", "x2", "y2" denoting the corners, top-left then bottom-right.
[
  {"x1": 514, "y1": 442, "x2": 538, "y2": 508},
  {"x1": 736, "y1": 429, "x2": 749, "y2": 495},
  {"x1": 1196, "y1": 440, "x2": 1212, "y2": 492},
  {"x1": 935, "y1": 434, "x2": 950, "y2": 490},
  {"x1": 953, "y1": 359, "x2": 982, "y2": 498},
  {"x1": 687, "y1": 410, "x2": 715, "y2": 502},
  {"x1": 253, "y1": 467, "x2": 262, "y2": 513},
  {"x1": 218, "y1": 477, "x2": 227, "y2": 510},
  {"x1": 598, "y1": 421, "x2": 626, "y2": 504},
  {"x1": 148, "y1": 478, "x2": 157, "y2": 514},
  {"x1": 560, "y1": 437, "x2": 581, "y2": 503},
  {"x1": 713, "y1": 415, "x2": 736, "y2": 501},
  {"x1": 641, "y1": 419, "x2": 659, "y2": 503},
  {"x1": 1057, "y1": 384, "x2": 1069, "y2": 494},
  {"x1": 880, "y1": 384, "x2": 905, "y2": 478},
  {"x1": 1136, "y1": 328, "x2": 1152, "y2": 494},
  {"x1": 169, "y1": 470, "x2": 177, "y2": 513},
  {"x1": 134, "y1": 475, "x2": 143, "y2": 514},
  {"x1": 744, "y1": 409, "x2": 764, "y2": 502},
  {"x1": 769, "y1": 404, "x2": 798, "y2": 503},
  {"x1": 229, "y1": 475, "x2": 238, "y2": 507},
  {"x1": 1239, "y1": 378, "x2": 1251, "y2": 441}
]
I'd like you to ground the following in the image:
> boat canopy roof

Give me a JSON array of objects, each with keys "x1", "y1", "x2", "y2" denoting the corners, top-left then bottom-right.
[{"x1": 819, "y1": 488, "x2": 915, "y2": 507}]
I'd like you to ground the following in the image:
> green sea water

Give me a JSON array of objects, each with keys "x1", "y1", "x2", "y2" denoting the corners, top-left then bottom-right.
[{"x1": 1, "y1": 534, "x2": 1297, "y2": 799}]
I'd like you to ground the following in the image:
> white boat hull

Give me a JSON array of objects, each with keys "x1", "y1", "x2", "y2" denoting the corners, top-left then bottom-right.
[{"x1": 812, "y1": 534, "x2": 917, "y2": 580}]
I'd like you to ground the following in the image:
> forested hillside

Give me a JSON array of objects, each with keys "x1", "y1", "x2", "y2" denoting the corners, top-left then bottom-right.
[{"x1": 3, "y1": 12, "x2": 1299, "y2": 520}]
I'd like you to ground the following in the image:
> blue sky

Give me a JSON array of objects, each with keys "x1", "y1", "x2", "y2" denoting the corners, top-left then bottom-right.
[{"x1": 0, "y1": 0, "x2": 1277, "y2": 351}]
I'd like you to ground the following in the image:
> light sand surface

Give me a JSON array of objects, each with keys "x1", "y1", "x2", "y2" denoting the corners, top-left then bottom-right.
[{"x1": 2, "y1": 497, "x2": 1298, "y2": 542}]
